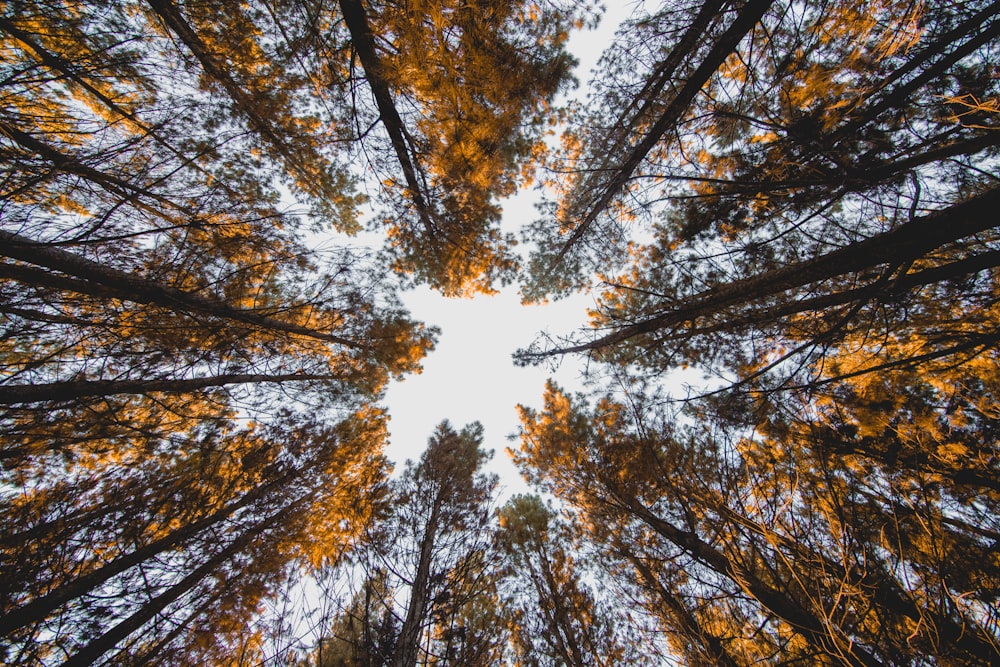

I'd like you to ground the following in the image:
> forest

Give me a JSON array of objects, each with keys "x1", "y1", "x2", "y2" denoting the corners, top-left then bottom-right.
[{"x1": 1, "y1": 0, "x2": 998, "y2": 665}]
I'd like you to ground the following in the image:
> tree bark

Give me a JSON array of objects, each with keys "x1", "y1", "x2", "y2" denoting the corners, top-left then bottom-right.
[
  {"x1": 0, "y1": 473, "x2": 293, "y2": 638},
  {"x1": 0, "y1": 371, "x2": 338, "y2": 406},
  {"x1": 0, "y1": 230, "x2": 369, "y2": 349},
  {"x1": 527, "y1": 186, "x2": 1000, "y2": 359}
]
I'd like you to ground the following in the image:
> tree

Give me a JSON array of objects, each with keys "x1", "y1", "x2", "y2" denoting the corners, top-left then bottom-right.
[
  {"x1": 309, "y1": 421, "x2": 502, "y2": 667},
  {"x1": 0, "y1": 3, "x2": 433, "y2": 664},
  {"x1": 514, "y1": 380, "x2": 1000, "y2": 665},
  {"x1": 338, "y1": 0, "x2": 591, "y2": 295},
  {"x1": 316, "y1": 570, "x2": 399, "y2": 667},
  {"x1": 2, "y1": 409, "x2": 392, "y2": 666},
  {"x1": 519, "y1": 0, "x2": 1000, "y2": 395},
  {"x1": 512, "y1": 5, "x2": 1000, "y2": 663},
  {"x1": 497, "y1": 494, "x2": 644, "y2": 667}
]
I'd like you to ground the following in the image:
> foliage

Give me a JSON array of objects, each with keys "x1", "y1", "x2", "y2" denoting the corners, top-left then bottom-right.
[
  {"x1": 307, "y1": 421, "x2": 501, "y2": 667},
  {"x1": 0, "y1": 1, "x2": 429, "y2": 663},
  {"x1": 511, "y1": 2, "x2": 1000, "y2": 663},
  {"x1": 514, "y1": 379, "x2": 1000, "y2": 665},
  {"x1": 5, "y1": 0, "x2": 1000, "y2": 665}
]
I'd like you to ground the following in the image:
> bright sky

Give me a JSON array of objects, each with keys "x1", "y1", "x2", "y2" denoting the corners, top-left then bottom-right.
[
  {"x1": 382, "y1": 4, "x2": 637, "y2": 494},
  {"x1": 382, "y1": 200, "x2": 596, "y2": 495}
]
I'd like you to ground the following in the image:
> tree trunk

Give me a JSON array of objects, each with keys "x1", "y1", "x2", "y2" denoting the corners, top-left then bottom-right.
[
  {"x1": 0, "y1": 230, "x2": 368, "y2": 349},
  {"x1": 391, "y1": 496, "x2": 442, "y2": 667},
  {"x1": 57, "y1": 499, "x2": 301, "y2": 667},
  {"x1": 624, "y1": 497, "x2": 885, "y2": 667},
  {"x1": 0, "y1": 118, "x2": 178, "y2": 213},
  {"x1": 0, "y1": 371, "x2": 338, "y2": 406},
  {"x1": 528, "y1": 545, "x2": 590, "y2": 667},
  {"x1": 1, "y1": 473, "x2": 292, "y2": 638},
  {"x1": 835, "y1": 0, "x2": 1000, "y2": 140},
  {"x1": 145, "y1": 0, "x2": 294, "y2": 169},
  {"x1": 0, "y1": 15, "x2": 245, "y2": 204},
  {"x1": 627, "y1": 552, "x2": 740, "y2": 667},
  {"x1": 552, "y1": 0, "x2": 775, "y2": 264},
  {"x1": 645, "y1": 249, "x2": 1000, "y2": 345},
  {"x1": 530, "y1": 185, "x2": 1000, "y2": 359},
  {"x1": 337, "y1": 0, "x2": 435, "y2": 234}
]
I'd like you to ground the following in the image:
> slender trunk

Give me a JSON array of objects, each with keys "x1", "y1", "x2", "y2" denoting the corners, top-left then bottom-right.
[
  {"x1": 530, "y1": 186, "x2": 1000, "y2": 359},
  {"x1": 597, "y1": 0, "x2": 729, "y2": 165},
  {"x1": 0, "y1": 305, "x2": 98, "y2": 326},
  {"x1": 129, "y1": 588, "x2": 224, "y2": 666},
  {"x1": 627, "y1": 553, "x2": 740, "y2": 667},
  {"x1": 532, "y1": 547, "x2": 588, "y2": 667},
  {"x1": 0, "y1": 473, "x2": 292, "y2": 638},
  {"x1": 0, "y1": 118, "x2": 179, "y2": 214},
  {"x1": 391, "y1": 497, "x2": 441, "y2": 667},
  {"x1": 0, "y1": 230, "x2": 369, "y2": 349},
  {"x1": 144, "y1": 0, "x2": 293, "y2": 170},
  {"x1": 624, "y1": 498, "x2": 885, "y2": 667},
  {"x1": 827, "y1": 435, "x2": 1000, "y2": 494},
  {"x1": 57, "y1": 499, "x2": 301, "y2": 667},
  {"x1": 554, "y1": 0, "x2": 774, "y2": 263},
  {"x1": 0, "y1": 15, "x2": 250, "y2": 205},
  {"x1": 858, "y1": 130, "x2": 1000, "y2": 183},
  {"x1": 646, "y1": 249, "x2": 1000, "y2": 345},
  {"x1": 835, "y1": 0, "x2": 1000, "y2": 140},
  {"x1": 707, "y1": 129, "x2": 1000, "y2": 199},
  {"x1": 0, "y1": 371, "x2": 337, "y2": 406},
  {"x1": 807, "y1": 328, "x2": 1000, "y2": 389},
  {"x1": 337, "y1": 0, "x2": 435, "y2": 234}
]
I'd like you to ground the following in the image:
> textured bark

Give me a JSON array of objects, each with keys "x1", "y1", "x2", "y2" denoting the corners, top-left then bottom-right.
[
  {"x1": 0, "y1": 474, "x2": 292, "y2": 638},
  {"x1": 528, "y1": 186, "x2": 1000, "y2": 358},
  {"x1": 0, "y1": 372, "x2": 337, "y2": 406},
  {"x1": 0, "y1": 230, "x2": 368, "y2": 349}
]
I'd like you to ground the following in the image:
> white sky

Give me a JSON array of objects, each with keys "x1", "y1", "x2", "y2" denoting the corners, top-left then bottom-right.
[
  {"x1": 381, "y1": 193, "x2": 597, "y2": 496},
  {"x1": 382, "y1": 4, "x2": 637, "y2": 494}
]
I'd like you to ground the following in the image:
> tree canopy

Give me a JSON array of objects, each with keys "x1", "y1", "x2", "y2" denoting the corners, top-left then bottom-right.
[{"x1": 3, "y1": 0, "x2": 1000, "y2": 665}]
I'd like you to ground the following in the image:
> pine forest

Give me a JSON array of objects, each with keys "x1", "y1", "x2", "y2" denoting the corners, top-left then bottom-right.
[{"x1": 1, "y1": 0, "x2": 999, "y2": 664}]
